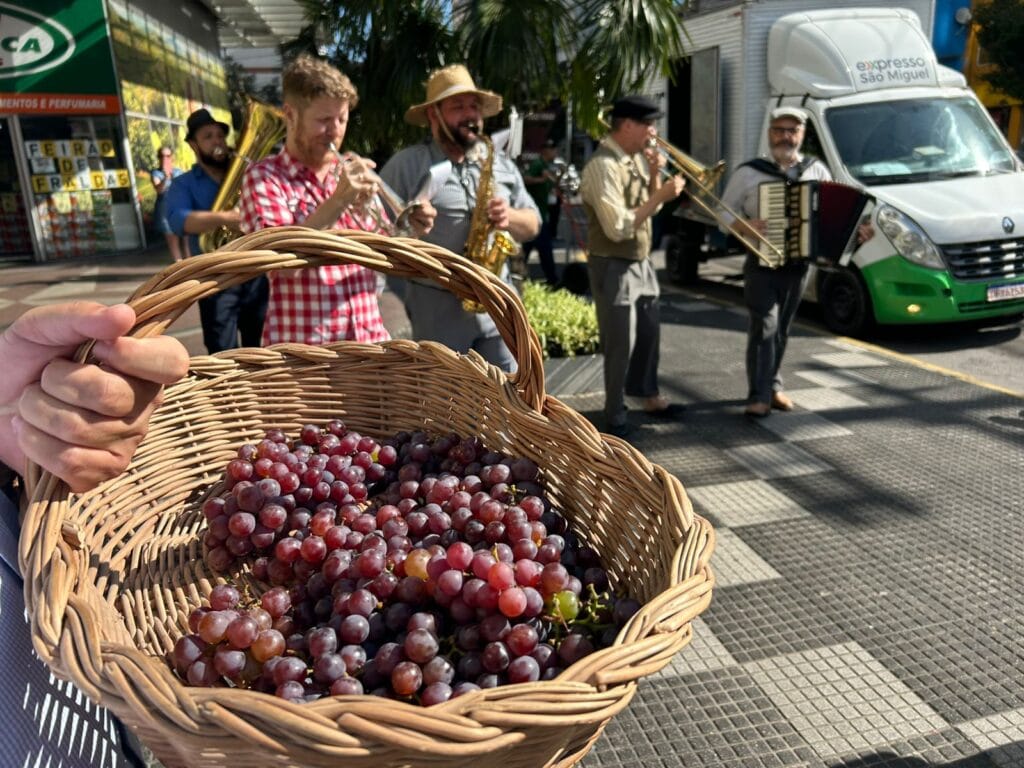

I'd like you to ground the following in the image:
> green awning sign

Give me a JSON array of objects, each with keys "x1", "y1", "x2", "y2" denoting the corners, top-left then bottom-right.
[
  {"x1": 0, "y1": 0, "x2": 120, "y2": 114},
  {"x1": 0, "y1": 3, "x2": 75, "y2": 77}
]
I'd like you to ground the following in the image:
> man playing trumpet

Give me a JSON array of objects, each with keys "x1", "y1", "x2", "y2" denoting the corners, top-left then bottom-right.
[
  {"x1": 240, "y1": 54, "x2": 435, "y2": 345},
  {"x1": 380, "y1": 64, "x2": 540, "y2": 373}
]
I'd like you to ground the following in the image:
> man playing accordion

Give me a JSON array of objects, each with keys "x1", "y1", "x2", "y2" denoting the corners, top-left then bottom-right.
[{"x1": 718, "y1": 106, "x2": 832, "y2": 418}]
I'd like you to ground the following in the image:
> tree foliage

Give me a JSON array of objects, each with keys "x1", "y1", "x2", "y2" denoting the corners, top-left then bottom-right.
[
  {"x1": 974, "y1": 0, "x2": 1024, "y2": 102},
  {"x1": 290, "y1": 0, "x2": 686, "y2": 157}
]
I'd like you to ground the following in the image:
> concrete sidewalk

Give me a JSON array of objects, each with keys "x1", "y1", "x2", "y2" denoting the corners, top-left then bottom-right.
[{"x1": 3, "y1": 244, "x2": 1024, "y2": 767}]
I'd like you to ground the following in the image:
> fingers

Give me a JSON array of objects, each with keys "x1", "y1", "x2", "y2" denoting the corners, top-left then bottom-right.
[
  {"x1": 5, "y1": 302, "x2": 135, "y2": 350},
  {"x1": 37, "y1": 357, "x2": 165, "y2": 419},
  {"x1": 11, "y1": 414, "x2": 144, "y2": 494},
  {"x1": 92, "y1": 335, "x2": 190, "y2": 386}
]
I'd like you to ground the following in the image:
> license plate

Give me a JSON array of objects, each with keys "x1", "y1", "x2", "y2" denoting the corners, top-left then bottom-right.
[{"x1": 986, "y1": 282, "x2": 1024, "y2": 302}]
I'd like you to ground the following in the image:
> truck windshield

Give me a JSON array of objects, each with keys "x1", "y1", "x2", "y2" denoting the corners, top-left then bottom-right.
[{"x1": 826, "y1": 96, "x2": 1016, "y2": 185}]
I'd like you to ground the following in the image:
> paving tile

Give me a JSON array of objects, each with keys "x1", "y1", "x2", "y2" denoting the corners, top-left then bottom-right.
[
  {"x1": 744, "y1": 642, "x2": 948, "y2": 760},
  {"x1": 685, "y1": 479, "x2": 811, "y2": 528},
  {"x1": 959, "y1": 708, "x2": 1024, "y2": 768},
  {"x1": 653, "y1": 617, "x2": 738, "y2": 678},
  {"x1": 813, "y1": 351, "x2": 891, "y2": 368},
  {"x1": 724, "y1": 442, "x2": 834, "y2": 479},
  {"x1": 822, "y1": 729, "x2": 1002, "y2": 767},
  {"x1": 703, "y1": 579, "x2": 850, "y2": 664},
  {"x1": 787, "y1": 387, "x2": 869, "y2": 412},
  {"x1": 855, "y1": 618, "x2": 1024, "y2": 725},
  {"x1": 794, "y1": 369, "x2": 876, "y2": 388},
  {"x1": 757, "y1": 411, "x2": 854, "y2": 442},
  {"x1": 583, "y1": 666, "x2": 818, "y2": 768},
  {"x1": 709, "y1": 528, "x2": 783, "y2": 587}
]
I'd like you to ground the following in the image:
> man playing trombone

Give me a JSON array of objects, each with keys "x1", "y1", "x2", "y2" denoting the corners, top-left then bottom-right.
[
  {"x1": 240, "y1": 54, "x2": 436, "y2": 345},
  {"x1": 580, "y1": 95, "x2": 687, "y2": 439}
]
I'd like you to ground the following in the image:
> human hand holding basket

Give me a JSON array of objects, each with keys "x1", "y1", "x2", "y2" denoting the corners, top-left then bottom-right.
[{"x1": 20, "y1": 227, "x2": 715, "y2": 768}]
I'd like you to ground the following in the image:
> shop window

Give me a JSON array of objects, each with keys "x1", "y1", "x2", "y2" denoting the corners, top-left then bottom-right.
[{"x1": 21, "y1": 115, "x2": 141, "y2": 258}]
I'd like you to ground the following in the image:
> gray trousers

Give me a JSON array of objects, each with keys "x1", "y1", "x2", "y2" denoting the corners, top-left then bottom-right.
[
  {"x1": 587, "y1": 254, "x2": 661, "y2": 427},
  {"x1": 404, "y1": 281, "x2": 517, "y2": 373},
  {"x1": 743, "y1": 257, "x2": 810, "y2": 404}
]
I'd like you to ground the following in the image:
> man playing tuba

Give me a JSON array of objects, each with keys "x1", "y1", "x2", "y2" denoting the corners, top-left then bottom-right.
[
  {"x1": 166, "y1": 108, "x2": 269, "y2": 353},
  {"x1": 380, "y1": 64, "x2": 540, "y2": 373}
]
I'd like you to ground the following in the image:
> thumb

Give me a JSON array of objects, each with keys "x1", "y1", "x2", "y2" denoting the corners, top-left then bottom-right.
[{"x1": 6, "y1": 302, "x2": 136, "y2": 350}]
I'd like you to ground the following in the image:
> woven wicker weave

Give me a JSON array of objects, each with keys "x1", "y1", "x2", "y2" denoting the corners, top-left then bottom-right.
[{"x1": 20, "y1": 227, "x2": 714, "y2": 768}]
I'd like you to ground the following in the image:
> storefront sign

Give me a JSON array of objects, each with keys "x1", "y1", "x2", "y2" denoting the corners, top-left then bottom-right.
[
  {"x1": 0, "y1": 1, "x2": 119, "y2": 114},
  {"x1": 26, "y1": 137, "x2": 127, "y2": 192}
]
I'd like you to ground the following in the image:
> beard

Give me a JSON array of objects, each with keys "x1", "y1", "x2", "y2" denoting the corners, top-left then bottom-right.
[
  {"x1": 199, "y1": 147, "x2": 231, "y2": 170},
  {"x1": 443, "y1": 119, "x2": 481, "y2": 152}
]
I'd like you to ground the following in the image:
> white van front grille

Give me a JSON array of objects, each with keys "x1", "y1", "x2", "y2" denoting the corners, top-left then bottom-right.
[{"x1": 943, "y1": 238, "x2": 1024, "y2": 281}]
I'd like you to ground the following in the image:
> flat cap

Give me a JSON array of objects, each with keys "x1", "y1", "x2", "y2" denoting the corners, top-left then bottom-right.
[{"x1": 610, "y1": 94, "x2": 663, "y2": 122}]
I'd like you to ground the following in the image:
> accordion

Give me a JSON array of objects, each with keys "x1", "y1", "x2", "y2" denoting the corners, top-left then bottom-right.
[{"x1": 756, "y1": 180, "x2": 871, "y2": 268}]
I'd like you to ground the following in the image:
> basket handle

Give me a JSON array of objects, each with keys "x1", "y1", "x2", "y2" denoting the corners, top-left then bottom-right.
[{"x1": 113, "y1": 227, "x2": 546, "y2": 406}]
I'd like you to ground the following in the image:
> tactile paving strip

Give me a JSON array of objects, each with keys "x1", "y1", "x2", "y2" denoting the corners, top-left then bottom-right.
[
  {"x1": 743, "y1": 642, "x2": 948, "y2": 760},
  {"x1": 685, "y1": 479, "x2": 811, "y2": 528},
  {"x1": 724, "y1": 442, "x2": 835, "y2": 479}
]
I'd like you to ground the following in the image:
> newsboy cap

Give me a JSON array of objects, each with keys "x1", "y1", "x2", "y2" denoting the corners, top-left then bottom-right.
[
  {"x1": 186, "y1": 108, "x2": 230, "y2": 142},
  {"x1": 609, "y1": 95, "x2": 664, "y2": 122}
]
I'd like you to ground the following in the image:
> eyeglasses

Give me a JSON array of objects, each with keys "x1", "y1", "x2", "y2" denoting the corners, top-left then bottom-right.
[
  {"x1": 159, "y1": 152, "x2": 172, "y2": 157},
  {"x1": 769, "y1": 126, "x2": 802, "y2": 136}
]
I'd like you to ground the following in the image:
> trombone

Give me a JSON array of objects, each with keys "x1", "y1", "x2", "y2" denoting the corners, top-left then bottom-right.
[
  {"x1": 599, "y1": 116, "x2": 787, "y2": 265},
  {"x1": 646, "y1": 134, "x2": 787, "y2": 266}
]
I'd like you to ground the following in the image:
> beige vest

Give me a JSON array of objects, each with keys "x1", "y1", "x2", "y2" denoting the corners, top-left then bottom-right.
[{"x1": 582, "y1": 144, "x2": 650, "y2": 261}]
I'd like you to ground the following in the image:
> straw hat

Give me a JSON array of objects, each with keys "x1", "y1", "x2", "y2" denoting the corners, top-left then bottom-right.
[{"x1": 404, "y1": 64, "x2": 503, "y2": 127}]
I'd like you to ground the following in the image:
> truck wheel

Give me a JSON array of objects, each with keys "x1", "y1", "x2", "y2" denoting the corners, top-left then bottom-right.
[
  {"x1": 664, "y1": 234, "x2": 700, "y2": 285},
  {"x1": 819, "y1": 267, "x2": 873, "y2": 336}
]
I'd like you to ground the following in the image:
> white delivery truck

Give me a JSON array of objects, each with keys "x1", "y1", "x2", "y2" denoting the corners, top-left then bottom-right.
[{"x1": 657, "y1": 2, "x2": 1024, "y2": 334}]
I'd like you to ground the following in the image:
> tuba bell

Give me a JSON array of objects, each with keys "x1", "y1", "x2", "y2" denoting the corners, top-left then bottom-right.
[{"x1": 198, "y1": 99, "x2": 287, "y2": 253}]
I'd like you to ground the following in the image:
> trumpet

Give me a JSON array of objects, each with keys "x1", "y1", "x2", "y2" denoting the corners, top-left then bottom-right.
[
  {"x1": 328, "y1": 144, "x2": 420, "y2": 236},
  {"x1": 644, "y1": 135, "x2": 786, "y2": 265}
]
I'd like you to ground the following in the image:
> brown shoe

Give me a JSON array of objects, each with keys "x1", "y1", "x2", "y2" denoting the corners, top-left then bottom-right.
[
  {"x1": 771, "y1": 392, "x2": 794, "y2": 411},
  {"x1": 744, "y1": 402, "x2": 771, "y2": 418}
]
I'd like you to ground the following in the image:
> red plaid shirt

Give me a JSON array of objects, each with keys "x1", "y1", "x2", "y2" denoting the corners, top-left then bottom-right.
[{"x1": 240, "y1": 149, "x2": 390, "y2": 345}]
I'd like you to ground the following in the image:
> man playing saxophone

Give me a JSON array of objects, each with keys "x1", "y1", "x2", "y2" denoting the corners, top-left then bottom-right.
[
  {"x1": 380, "y1": 64, "x2": 540, "y2": 373},
  {"x1": 166, "y1": 108, "x2": 269, "y2": 353},
  {"x1": 240, "y1": 55, "x2": 435, "y2": 345}
]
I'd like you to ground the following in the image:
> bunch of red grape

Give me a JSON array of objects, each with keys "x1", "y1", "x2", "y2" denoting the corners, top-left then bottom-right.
[{"x1": 174, "y1": 421, "x2": 640, "y2": 705}]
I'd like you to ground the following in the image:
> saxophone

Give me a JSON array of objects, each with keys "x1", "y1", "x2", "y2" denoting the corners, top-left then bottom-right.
[
  {"x1": 462, "y1": 134, "x2": 521, "y2": 312},
  {"x1": 198, "y1": 99, "x2": 287, "y2": 253}
]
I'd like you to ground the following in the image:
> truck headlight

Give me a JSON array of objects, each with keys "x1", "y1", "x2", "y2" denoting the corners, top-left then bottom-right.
[{"x1": 875, "y1": 204, "x2": 946, "y2": 270}]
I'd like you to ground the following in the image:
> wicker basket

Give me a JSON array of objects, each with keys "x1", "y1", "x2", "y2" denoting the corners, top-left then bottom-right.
[{"x1": 20, "y1": 227, "x2": 715, "y2": 768}]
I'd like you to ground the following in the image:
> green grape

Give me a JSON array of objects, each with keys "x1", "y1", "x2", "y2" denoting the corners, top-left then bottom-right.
[{"x1": 550, "y1": 590, "x2": 579, "y2": 621}]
